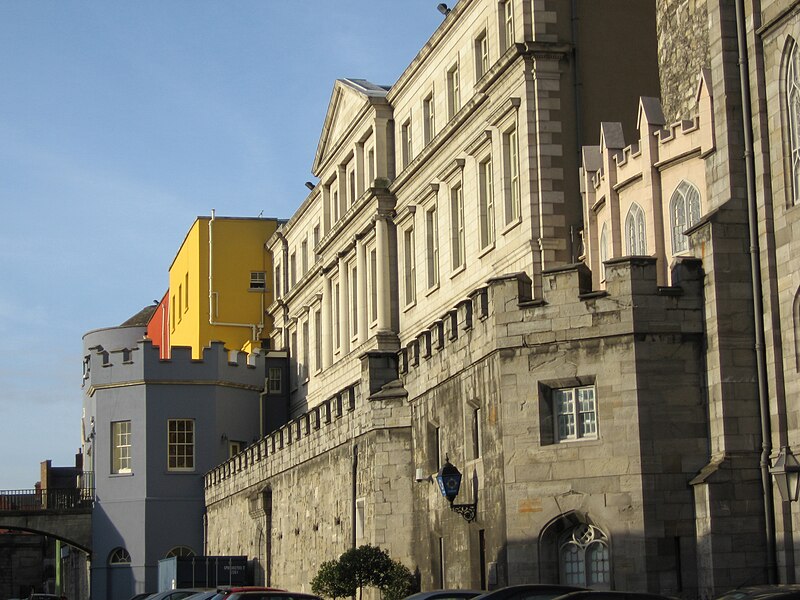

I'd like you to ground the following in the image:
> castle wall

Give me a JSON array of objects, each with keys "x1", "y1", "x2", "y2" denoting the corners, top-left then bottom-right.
[
  {"x1": 205, "y1": 386, "x2": 414, "y2": 592},
  {"x1": 205, "y1": 254, "x2": 708, "y2": 594},
  {"x1": 400, "y1": 256, "x2": 707, "y2": 595}
]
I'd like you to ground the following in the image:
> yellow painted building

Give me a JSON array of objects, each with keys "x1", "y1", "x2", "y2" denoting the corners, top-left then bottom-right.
[{"x1": 168, "y1": 213, "x2": 280, "y2": 358}]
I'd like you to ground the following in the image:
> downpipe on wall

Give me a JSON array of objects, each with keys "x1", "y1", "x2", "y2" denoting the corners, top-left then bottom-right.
[{"x1": 734, "y1": 0, "x2": 777, "y2": 583}]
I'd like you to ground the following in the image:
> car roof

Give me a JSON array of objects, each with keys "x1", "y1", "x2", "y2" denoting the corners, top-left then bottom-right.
[
  {"x1": 474, "y1": 585, "x2": 589, "y2": 600},
  {"x1": 403, "y1": 592, "x2": 484, "y2": 600},
  {"x1": 551, "y1": 592, "x2": 675, "y2": 600},
  {"x1": 716, "y1": 586, "x2": 800, "y2": 600}
]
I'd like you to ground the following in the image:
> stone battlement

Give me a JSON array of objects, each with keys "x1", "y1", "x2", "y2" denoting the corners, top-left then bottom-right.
[
  {"x1": 580, "y1": 70, "x2": 714, "y2": 289},
  {"x1": 204, "y1": 375, "x2": 410, "y2": 504},
  {"x1": 84, "y1": 339, "x2": 265, "y2": 393},
  {"x1": 399, "y1": 256, "x2": 704, "y2": 401}
]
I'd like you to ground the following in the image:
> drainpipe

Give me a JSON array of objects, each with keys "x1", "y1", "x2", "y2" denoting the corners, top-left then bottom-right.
[
  {"x1": 734, "y1": 0, "x2": 777, "y2": 583},
  {"x1": 208, "y1": 209, "x2": 264, "y2": 342}
]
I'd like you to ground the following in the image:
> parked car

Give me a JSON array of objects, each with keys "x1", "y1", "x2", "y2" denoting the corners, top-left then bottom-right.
[
  {"x1": 209, "y1": 590, "x2": 320, "y2": 600},
  {"x1": 403, "y1": 591, "x2": 484, "y2": 600},
  {"x1": 183, "y1": 593, "x2": 219, "y2": 600},
  {"x1": 208, "y1": 588, "x2": 284, "y2": 600},
  {"x1": 127, "y1": 594, "x2": 155, "y2": 600},
  {"x1": 145, "y1": 590, "x2": 207, "y2": 600},
  {"x1": 552, "y1": 592, "x2": 676, "y2": 600},
  {"x1": 473, "y1": 585, "x2": 588, "y2": 600},
  {"x1": 715, "y1": 586, "x2": 800, "y2": 600},
  {"x1": 224, "y1": 595, "x2": 319, "y2": 600}
]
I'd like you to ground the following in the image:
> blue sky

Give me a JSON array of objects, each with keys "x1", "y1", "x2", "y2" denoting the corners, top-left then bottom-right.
[{"x1": 0, "y1": 1, "x2": 446, "y2": 489}]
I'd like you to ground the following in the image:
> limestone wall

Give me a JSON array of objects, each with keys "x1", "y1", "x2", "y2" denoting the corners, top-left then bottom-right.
[
  {"x1": 401, "y1": 256, "x2": 708, "y2": 594},
  {"x1": 205, "y1": 384, "x2": 414, "y2": 592}
]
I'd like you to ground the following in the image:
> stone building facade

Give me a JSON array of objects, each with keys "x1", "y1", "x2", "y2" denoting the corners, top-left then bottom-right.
[{"x1": 200, "y1": 0, "x2": 800, "y2": 597}]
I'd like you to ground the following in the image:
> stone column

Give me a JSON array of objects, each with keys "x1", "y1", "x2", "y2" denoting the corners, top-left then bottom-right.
[
  {"x1": 356, "y1": 237, "x2": 368, "y2": 344},
  {"x1": 375, "y1": 215, "x2": 391, "y2": 332},
  {"x1": 322, "y1": 273, "x2": 332, "y2": 369}
]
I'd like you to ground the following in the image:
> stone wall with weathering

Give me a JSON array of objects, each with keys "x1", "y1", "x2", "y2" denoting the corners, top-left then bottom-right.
[
  {"x1": 657, "y1": 0, "x2": 710, "y2": 121},
  {"x1": 400, "y1": 256, "x2": 708, "y2": 595},
  {"x1": 204, "y1": 383, "x2": 415, "y2": 593}
]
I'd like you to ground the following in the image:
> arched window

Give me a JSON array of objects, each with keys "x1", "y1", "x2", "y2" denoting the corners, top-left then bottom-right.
[
  {"x1": 670, "y1": 180, "x2": 702, "y2": 254},
  {"x1": 109, "y1": 547, "x2": 131, "y2": 565},
  {"x1": 794, "y1": 287, "x2": 800, "y2": 372},
  {"x1": 599, "y1": 224, "x2": 609, "y2": 282},
  {"x1": 165, "y1": 546, "x2": 196, "y2": 558},
  {"x1": 559, "y1": 524, "x2": 611, "y2": 589},
  {"x1": 787, "y1": 40, "x2": 800, "y2": 206},
  {"x1": 625, "y1": 204, "x2": 647, "y2": 255}
]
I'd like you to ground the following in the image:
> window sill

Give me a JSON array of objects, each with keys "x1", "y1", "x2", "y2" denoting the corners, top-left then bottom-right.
[
  {"x1": 402, "y1": 300, "x2": 417, "y2": 313},
  {"x1": 425, "y1": 283, "x2": 440, "y2": 297},
  {"x1": 478, "y1": 242, "x2": 495, "y2": 259},
  {"x1": 554, "y1": 436, "x2": 599, "y2": 445},
  {"x1": 449, "y1": 265, "x2": 466, "y2": 279},
  {"x1": 248, "y1": 288, "x2": 267, "y2": 293},
  {"x1": 501, "y1": 217, "x2": 522, "y2": 236},
  {"x1": 110, "y1": 472, "x2": 133, "y2": 477},
  {"x1": 166, "y1": 470, "x2": 197, "y2": 475}
]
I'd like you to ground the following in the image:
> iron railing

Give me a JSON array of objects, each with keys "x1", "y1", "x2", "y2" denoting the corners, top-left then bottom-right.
[{"x1": 0, "y1": 472, "x2": 94, "y2": 511}]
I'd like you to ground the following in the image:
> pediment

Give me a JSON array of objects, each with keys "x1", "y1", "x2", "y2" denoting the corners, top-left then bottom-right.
[{"x1": 312, "y1": 79, "x2": 389, "y2": 177}]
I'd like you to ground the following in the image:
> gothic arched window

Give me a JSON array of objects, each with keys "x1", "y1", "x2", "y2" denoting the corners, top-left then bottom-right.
[
  {"x1": 599, "y1": 224, "x2": 609, "y2": 282},
  {"x1": 625, "y1": 203, "x2": 647, "y2": 255},
  {"x1": 670, "y1": 180, "x2": 702, "y2": 254},
  {"x1": 559, "y1": 524, "x2": 611, "y2": 589},
  {"x1": 787, "y1": 40, "x2": 800, "y2": 206}
]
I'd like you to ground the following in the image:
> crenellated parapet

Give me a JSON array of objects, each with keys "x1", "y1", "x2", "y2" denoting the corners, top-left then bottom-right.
[
  {"x1": 581, "y1": 69, "x2": 714, "y2": 289},
  {"x1": 399, "y1": 255, "x2": 705, "y2": 402},
  {"x1": 84, "y1": 339, "x2": 265, "y2": 396}
]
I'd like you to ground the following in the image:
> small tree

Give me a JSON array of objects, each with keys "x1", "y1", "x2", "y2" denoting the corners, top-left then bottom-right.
[
  {"x1": 311, "y1": 544, "x2": 416, "y2": 600},
  {"x1": 311, "y1": 560, "x2": 352, "y2": 600}
]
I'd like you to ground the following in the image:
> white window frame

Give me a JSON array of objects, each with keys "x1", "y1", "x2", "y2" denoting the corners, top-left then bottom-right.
[
  {"x1": 268, "y1": 367, "x2": 282, "y2": 393},
  {"x1": 669, "y1": 180, "x2": 701, "y2": 254},
  {"x1": 554, "y1": 386, "x2": 597, "y2": 443},
  {"x1": 109, "y1": 547, "x2": 131, "y2": 565},
  {"x1": 250, "y1": 271, "x2": 266, "y2": 290},
  {"x1": 401, "y1": 118, "x2": 413, "y2": 168},
  {"x1": 625, "y1": 203, "x2": 647, "y2": 255},
  {"x1": 479, "y1": 156, "x2": 496, "y2": 249},
  {"x1": 426, "y1": 204, "x2": 440, "y2": 289},
  {"x1": 167, "y1": 418, "x2": 195, "y2": 472},
  {"x1": 502, "y1": 0, "x2": 514, "y2": 51},
  {"x1": 423, "y1": 94, "x2": 435, "y2": 145},
  {"x1": 111, "y1": 420, "x2": 132, "y2": 474},
  {"x1": 369, "y1": 247, "x2": 378, "y2": 325},
  {"x1": 788, "y1": 41, "x2": 800, "y2": 206},
  {"x1": 447, "y1": 62, "x2": 460, "y2": 119},
  {"x1": 503, "y1": 126, "x2": 520, "y2": 225},
  {"x1": 403, "y1": 224, "x2": 417, "y2": 306},
  {"x1": 475, "y1": 30, "x2": 489, "y2": 79},
  {"x1": 450, "y1": 183, "x2": 465, "y2": 271},
  {"x1": 599, "y1": 224, "x2": 609, "y2": 283},
  {"x1": 350, "y1": 262, "x2": 359, "y2": 339}
]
